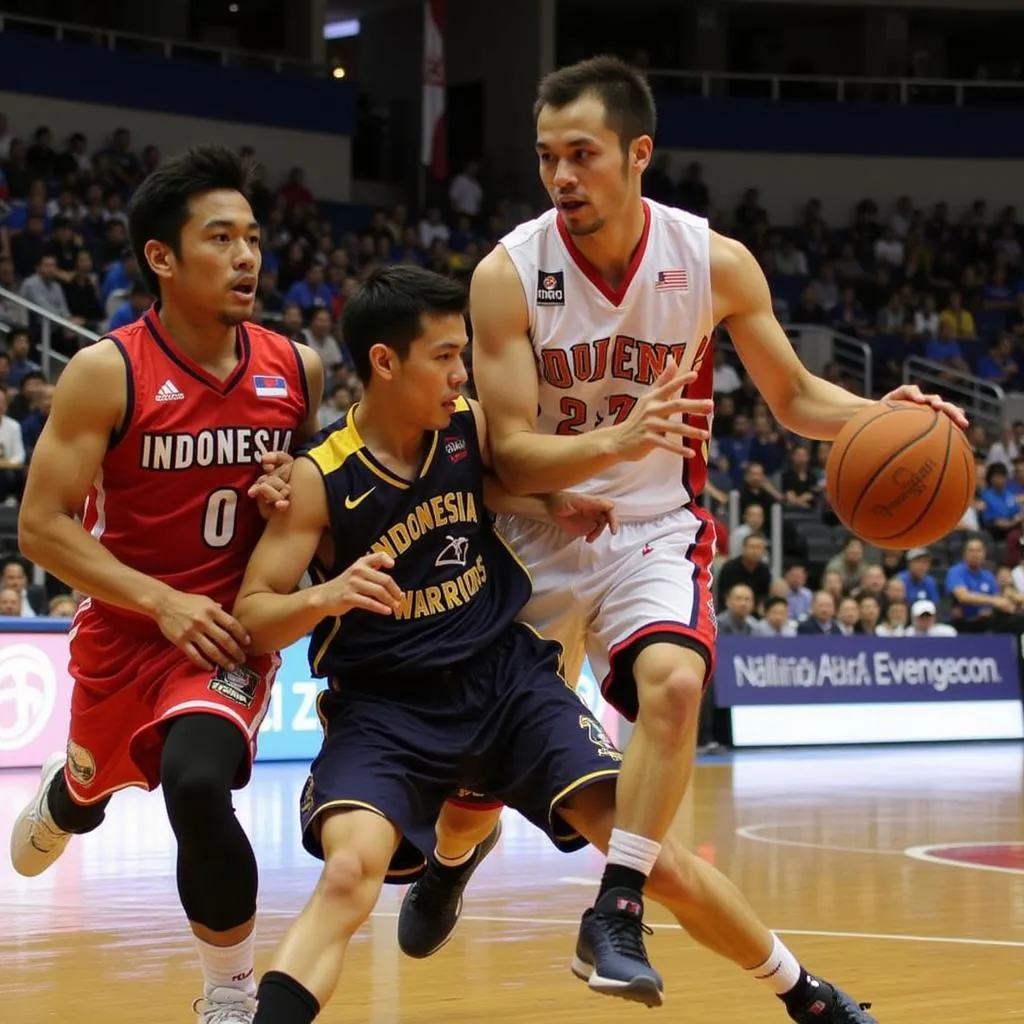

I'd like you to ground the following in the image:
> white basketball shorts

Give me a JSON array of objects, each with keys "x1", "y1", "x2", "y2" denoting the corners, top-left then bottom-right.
[{"x1": 495, "y1": 503, "x2": 718, "y2": 722}]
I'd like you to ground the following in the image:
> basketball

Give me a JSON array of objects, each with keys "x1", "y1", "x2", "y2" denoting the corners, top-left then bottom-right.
[{"x1": 825, "y1": 400, "x2": 975, "y2": 549}]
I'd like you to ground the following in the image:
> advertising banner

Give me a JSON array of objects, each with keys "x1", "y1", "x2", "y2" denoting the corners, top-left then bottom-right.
[
  {"x1": 0, "y1": 633, "x2": 73, "y2": 770},
  {"x1": 0, "y1": 624, "x2": 619, "y2": 768},
  {"x1": 714, "y1": 635, "x2": 1021, "y2": 707}
]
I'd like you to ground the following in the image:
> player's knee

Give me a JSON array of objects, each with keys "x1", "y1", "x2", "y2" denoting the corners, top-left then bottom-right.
[
  {"x1": 162, "y1": 763, "x2": 232, "y2": 837},
  {"x1": 317, "y1": 848, "x2": 378, "y2": 927},
  {"x1": 636, "y1": 659, "x2": 703, "y2": 735}
]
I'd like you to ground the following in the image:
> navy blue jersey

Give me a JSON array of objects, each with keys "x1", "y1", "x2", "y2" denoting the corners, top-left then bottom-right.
[{"x1": 301, "y1": 398, "x2": 532, "y2": 681}]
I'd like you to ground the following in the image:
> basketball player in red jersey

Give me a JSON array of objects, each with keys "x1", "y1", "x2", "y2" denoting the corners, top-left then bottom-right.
[
  {"x1": 399, "y1": 59, "x2": 966, "y2": 1020},
  {"x1": 9, "y1": 146, "x2": 323, "y2": 1024}
]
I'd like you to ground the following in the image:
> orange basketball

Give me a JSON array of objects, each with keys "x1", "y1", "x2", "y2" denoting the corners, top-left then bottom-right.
[{"x1": 825, "y1": 400, "x2": 975, "y2": 549}]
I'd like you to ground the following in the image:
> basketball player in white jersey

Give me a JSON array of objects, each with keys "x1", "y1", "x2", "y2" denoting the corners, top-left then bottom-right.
[{"x1": 398, "y1": 57, "x2": 964, "y2": 1021}]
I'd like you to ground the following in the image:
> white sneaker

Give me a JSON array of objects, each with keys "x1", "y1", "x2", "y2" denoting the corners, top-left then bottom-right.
[
  {"x1": 9, "y1": 752, "x2": 73, "y2": 877},
  {"x1": 193, "y1": 987, "x2": 257, "y2": 1023}
]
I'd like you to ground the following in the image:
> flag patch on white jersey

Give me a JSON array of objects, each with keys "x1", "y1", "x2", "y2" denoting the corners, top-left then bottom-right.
[
  {"x1": 252, "y1": 374, "x2": 288, "y2": 398},
  {"x1": 536, "y1": 270, "x2": 565, "y2": 305},
  {"x1": 655, "y1": 269, "x2": 689, "y2": 292}
]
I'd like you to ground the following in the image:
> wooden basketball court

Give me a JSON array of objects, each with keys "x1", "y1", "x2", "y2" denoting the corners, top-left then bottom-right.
[{"x1": 2, "y1": 742, "x2": 1022, "y2": 1022}]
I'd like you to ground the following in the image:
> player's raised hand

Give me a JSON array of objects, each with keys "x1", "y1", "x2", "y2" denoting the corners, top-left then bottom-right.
[
  {"x1": 610, "y1": 360, "x2": 714, "y2": 462},
  {"x1": 546, "y1": 491, "x2": 619, "y2": 543},
  {"x1": 249, "y1": 451, "x2": 294, "y2": 516},
  {"x1": 154, "y1": 590, "x2": 251, "y2": 671},
  {"x1": 318, "y1": 552, "x2": 404, "y2": 617},
  {"x1": 880, "y1": 384, "x2": 969, "y2": 430}
]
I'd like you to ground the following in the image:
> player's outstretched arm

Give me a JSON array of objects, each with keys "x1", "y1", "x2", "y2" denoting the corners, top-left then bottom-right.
[
  {"x1": 471, "y1": 248, "x2": 708, "y2": 494},
  {"x1": 233, "y1": 457, "x2": 403, "y2": 653},
  {"x1": 713, "y1": 233, "x2": 967, "y2": 437}
]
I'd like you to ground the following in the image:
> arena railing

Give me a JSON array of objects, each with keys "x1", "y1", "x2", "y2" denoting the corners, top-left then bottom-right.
[
  {"x1": 0, "y1": 12, "x2": 328, "y2": 79},
  {"x1": 0, "y1": 285, "x2": 100, "y2": 380},
  {"x1": 719, "y1": 323, "x2": 873, "y2": 399},
  {"x1": 647, "y1": 68, "x2": 1024, "y2": 107},
  {"x1": 901, "y1": 354, "x2": 1004, "y2": 431},
  {"x1": 3, "y1": 13, "x2": 1021, "y2": 100}
]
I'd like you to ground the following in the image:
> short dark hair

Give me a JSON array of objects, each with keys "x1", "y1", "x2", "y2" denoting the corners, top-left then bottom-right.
[
  {"x1": 764, "y1": 596, "x2": 789, "y2": 614},
  {"x1": 534, "y1": 56, "x2": 656, "y2": 151},
  {"x1": 128, "y1": 145, "x2": 258, "y2": 297},
  {"x1": 341, "y1": 266, "x2": 466, "y2": 384},
  {"x1": 987, "y1": 462, "x2": 1009, "y2": 485}
]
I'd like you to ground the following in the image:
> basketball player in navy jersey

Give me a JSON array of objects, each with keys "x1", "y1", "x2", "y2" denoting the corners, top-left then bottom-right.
[{"x1": 397, "y1": 57, "x2": 967, "y2": 1021}]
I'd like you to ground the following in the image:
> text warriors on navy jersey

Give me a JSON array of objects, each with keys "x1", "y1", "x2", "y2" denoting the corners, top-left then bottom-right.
[{"x1": 301, "y1": 398, "x2": 532, "y2": 681}]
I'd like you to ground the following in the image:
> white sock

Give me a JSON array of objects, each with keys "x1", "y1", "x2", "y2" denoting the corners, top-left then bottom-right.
[
  {"x1": 607, "y1": 828, "x2": 661, "y2": 878},
  {"x1": 194, "y1": 932, "x2": 256, "y2": 997},
  {"x1": 748, "y1": 934, "x2": 803, "y2": 996},
  {"x1": 435, "y1": 845, "x2": 474, "y2": 868}
]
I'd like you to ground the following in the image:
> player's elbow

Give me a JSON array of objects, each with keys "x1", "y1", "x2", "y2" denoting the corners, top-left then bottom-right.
[
  {"x1": 239, "y1": 623, "x2": 278, "y2": 658},
  {"x1": 17, "y1": 504, "x2": 57, "y2": 565},
  {"x1": 231, "y1": 595, "x2": 270, "y2": 653}
]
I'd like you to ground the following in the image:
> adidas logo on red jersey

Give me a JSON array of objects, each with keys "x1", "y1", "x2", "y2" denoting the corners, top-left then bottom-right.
[{"x1": 155, "y1": 379, "x2": 185, "y2": 403}]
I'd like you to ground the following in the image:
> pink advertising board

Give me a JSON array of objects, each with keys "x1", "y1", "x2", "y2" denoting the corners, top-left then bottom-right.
[{"x1": 0, "y1": 632, "x2": 72, "y2": 770}]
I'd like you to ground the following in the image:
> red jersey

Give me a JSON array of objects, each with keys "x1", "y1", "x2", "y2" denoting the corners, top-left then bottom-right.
[{"x1": 80, "y1": 307, "x2": 308, "y2": 625}]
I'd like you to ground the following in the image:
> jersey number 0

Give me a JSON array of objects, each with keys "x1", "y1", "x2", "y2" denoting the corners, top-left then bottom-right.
[{"x1": 203, "y1": 488, "x2": 238, "y2": 548}]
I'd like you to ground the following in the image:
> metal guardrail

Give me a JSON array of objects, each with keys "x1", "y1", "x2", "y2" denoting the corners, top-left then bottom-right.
[
  {"x1": 648, "y1": 67, "x2": 1024, "y2": 108},
  {"x1": 0, "y1": 12, "x2": 329, "y2": 80},
  {"x1": 719, "y1": 322, "x2": 874, "y2": 399},
  {"x1": 902, "y1": 354, "x2": 1004, "y2": 431},
  {"x1": 0, "y1": 284, "x2": 99, "y2": 380},
  {"x1": 787, "y1": 322, "x2": 874, "y2": 399}
]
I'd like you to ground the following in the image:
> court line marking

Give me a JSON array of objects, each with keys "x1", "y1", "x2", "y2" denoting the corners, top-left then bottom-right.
[
  {"x1": 8, "y1": 905, "x2": 1024, "y2": 951},
  {"x1": 735, "y1": 822, "x2": 904, "y2": 856},
  {"x1": 903, "y1": 842, "x2": 1024, "y2": 876},
  {"x1": 348, "y1": 911, "x2": 1024, "y2": 949}
]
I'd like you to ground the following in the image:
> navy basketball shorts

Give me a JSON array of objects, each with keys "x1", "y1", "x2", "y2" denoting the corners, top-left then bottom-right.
[{"x1": 298, "y1": 622, "x2": 622, "y2": 881}]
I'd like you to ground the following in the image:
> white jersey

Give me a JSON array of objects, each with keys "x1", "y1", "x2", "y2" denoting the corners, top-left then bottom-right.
[{"x1": 501, "y1": 198, "x2": 715, "y2": 519}]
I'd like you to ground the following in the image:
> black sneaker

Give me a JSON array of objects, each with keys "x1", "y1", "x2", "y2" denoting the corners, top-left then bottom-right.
[
  {"x1": 397, "y1": 820, "x2": 502, "y2": 958},
  {"x1": 787, "y1": 978, "x2": 878, "y2": 1023},
  {"x1": 570, "y1": 887, "x2": 664, "y2": 1007}
]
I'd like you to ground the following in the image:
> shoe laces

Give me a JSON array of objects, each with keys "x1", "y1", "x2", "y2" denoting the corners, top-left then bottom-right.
[
  {"x1": 597, "y1": 909, "x2": 654, "y2": 963},
  {"x1": 192, "y1": 992, "x2": 256, "y2": 1023},
  {"x1": 407, "y1": 863, "x2": 464, "y2": 917}
]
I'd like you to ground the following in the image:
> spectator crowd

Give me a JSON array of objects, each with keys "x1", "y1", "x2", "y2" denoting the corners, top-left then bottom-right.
[{"x1": 1, "y1": 112, "x2": 1023, "y2": 696}]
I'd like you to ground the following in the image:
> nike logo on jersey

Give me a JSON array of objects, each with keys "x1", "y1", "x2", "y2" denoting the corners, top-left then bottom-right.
[
  {"x1": 155, "y1": 379, "x2": 185, "y2": 402},
  {"x1": 345, "y1": 487, "x2": 375, "y2": 510}
]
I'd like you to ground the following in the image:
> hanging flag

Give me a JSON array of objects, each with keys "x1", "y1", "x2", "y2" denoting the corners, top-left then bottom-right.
[{"x1": 421, "y1": 0, "x2": 446, "y2": 180}]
